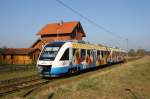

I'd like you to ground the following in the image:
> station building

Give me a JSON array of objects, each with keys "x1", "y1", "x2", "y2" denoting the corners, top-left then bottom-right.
[
  {"x1": 0, "y1": 21, "x2": 86, "y2": 65},
  {"x1": 0, "y1": 48, "x2": 40, "y2": 65},
  {"x1": 31, "y1": 21, "x2": 86, "y2": 50}
]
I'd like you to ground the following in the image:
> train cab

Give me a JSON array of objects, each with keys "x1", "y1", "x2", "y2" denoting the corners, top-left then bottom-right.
[{"x1": 37, "y1": 41, "x2": 72, "y2": 77}]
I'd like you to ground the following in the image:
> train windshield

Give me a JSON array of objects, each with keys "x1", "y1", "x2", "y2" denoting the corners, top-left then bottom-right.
[{"x1": 39, "y1": 42, "x2": 65, "y2": 61}]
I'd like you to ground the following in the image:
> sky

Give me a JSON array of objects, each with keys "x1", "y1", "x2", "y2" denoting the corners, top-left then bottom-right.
[{"x1": 0, "y1": 0, "x2": 150, "y2": 51}]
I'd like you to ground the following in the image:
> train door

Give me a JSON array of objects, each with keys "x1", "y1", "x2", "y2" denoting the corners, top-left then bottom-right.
[
  {"x1": 96, "y1": 50, "x2": 101, "y2": 66},
  {"x1": 86, "y1": 49, "x2": 95, "y2": 68},
  {"x1": 93, "y1": 49, "x2": 96, "y2": 67},
  {"x1": 72, "y1": 48, "x2": 81, "y2": 66},
  {"x1": 80, "y1": 49, "x2": 86, "y2": 69},
  {"x1": 101, "y1": 50, "x2": 107, "y2": 65}
]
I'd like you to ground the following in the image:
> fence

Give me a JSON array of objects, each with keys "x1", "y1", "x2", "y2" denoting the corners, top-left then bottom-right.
[{"x1": 0, "y1": 64, "x2": 36, "y2": 73}]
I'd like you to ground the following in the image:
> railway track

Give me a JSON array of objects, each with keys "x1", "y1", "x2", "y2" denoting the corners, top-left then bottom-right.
[
  {"x1": 0, "y1": 74, "x2": 49, "y2": 97},
  {"x1": 0, "y1": 57, "x2": 142, "y2": 97}
]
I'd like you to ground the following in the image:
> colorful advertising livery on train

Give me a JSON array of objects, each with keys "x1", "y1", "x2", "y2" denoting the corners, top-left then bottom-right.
[{"x1": 36, "y1": 40, "x2": 126, "y2": 77}]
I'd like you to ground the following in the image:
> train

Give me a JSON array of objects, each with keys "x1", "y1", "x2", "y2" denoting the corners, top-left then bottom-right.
[{"x1": 36, "y1": 40, "x2": 126, "y2": 77}]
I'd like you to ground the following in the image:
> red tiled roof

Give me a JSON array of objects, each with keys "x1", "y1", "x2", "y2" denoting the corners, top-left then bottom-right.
[
  {"x1": 1, "y1": 48, "x2": 38, "y2": 55},
  {"x1": 37, "y1": 21, "x2": 86, "y2": 36}
]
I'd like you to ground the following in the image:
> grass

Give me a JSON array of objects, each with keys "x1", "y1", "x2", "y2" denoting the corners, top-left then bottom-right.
[
  {"x1": 0, "y1": 63, "x2": 34, "y2": 67},
  {"x1": 2, "y1": 56, "x2": 150, "y2": 99},
  {"x1": 0, "y1": 68, "x2": 38, "y2": 80}
]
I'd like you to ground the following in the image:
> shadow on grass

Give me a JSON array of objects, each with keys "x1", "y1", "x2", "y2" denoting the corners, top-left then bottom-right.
[
  {"x1": 22, "y1": 62, "x2": 123, "y2": 98},
  {"x1": 125, "y1": 88, "x2": 138, "y2": 99},
  {"x1": 48, "y1": 92, "x2": 54, "y2": 99},
  {"x1": 43, "y1": 62, "x2": 123, "y2": 80}
]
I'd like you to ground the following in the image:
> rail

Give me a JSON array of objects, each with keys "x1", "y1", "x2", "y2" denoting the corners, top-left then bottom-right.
[{"x1": 0, "y1": 74, "x2": 48, "y2": 97}]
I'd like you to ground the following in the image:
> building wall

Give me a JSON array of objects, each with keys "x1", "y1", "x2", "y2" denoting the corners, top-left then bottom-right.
[
  {"x1": 31, "y1": 50, "x2": 40, "y2": 64},
  {"x1": 0, "y1": 54, "x2": 2, "y2": 64},
  {"x1": 74, "y1": 32, "x2": 83, "y2": 40},
  {"x1": 0, "y1": 49, "x2": 41, "y2": 65},
  {"x1": 33, "y1": 36, "x2": 72, "y2": 50},
  {"x1": 0, "y1": 22, "x2": 85, "y2": 65},
  {"x1": 14, "y1": 55, "x2": 33, "y2": 64},
  {"x1": 43, "y1": 35, "x2": 72, "y2": 42},
  {"x1": 1, "y1": 55, "x2": 32, "y2": 65},
  {"x1": 42, "y1": 32, "x2": 83, "y2": 41},
  {"x1": 33, "y1": 32, "x2": 84, "y2": 50},
  {"x1": 32, "y1": 41, "x2": 46, "y2": 51}
]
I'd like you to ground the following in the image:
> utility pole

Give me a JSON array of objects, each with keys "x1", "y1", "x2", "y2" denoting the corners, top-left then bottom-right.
[
  {"x1": 126, "y1": 38, "x2": 128, "y2": 52},
  {"x1": 126, "y1": 38, "x2": 128, "y2": 57}
]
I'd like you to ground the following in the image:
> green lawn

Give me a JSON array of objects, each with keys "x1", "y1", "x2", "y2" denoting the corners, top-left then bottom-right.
[{"x1": 2, "y1": 56, "x2": 150, "y2": 99}]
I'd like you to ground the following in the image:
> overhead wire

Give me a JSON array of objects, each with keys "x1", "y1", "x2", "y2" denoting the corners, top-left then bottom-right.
[{"x1": 55, "y1": 0, "x2": 127, "y2": 48}]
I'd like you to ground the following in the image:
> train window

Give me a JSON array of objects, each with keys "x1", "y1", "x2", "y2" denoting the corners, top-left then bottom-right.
[
  {"x1": 106, "y1": 51, "x2": 109, "y2": 56},
  {"x1": 104, "y1": 51, "x2": 106, "y2": 57},
  {"x1": 97, "y1": 50, "x2": 100, "y2": 56},
  {"x1": 87, "y1": 50, "x2": 90, "y2": 56},
  {"x1": 60, "y1": 48, "x2": 69, "y2": 60},
  {"x1": 81, "y1": 49, "x2": 86, "y2": 61},
  {"x1": 108, "y1": 51, "x2": 110, "y2": 55},
  {"x1": 46, "y1": 42, "x2": 65, "y2": 48},
  {"x1": 72, "y1": 48, "x2": 81, "y2": 64},
  {"x1": 73, "y1": 49, "x2": 77, "y2": 56},
  {"x1": 73, "y1": 48, "x2": 80, "y2": 58},
  {"x1": 101, "y1": 51, "x2": 104, "y2": 57},
  {"x1": 39, "y1": 42, "x2": 65, "y2": 61},
  {"x1": 101, "y1": 51, "x2": 108, "y2": 57}
]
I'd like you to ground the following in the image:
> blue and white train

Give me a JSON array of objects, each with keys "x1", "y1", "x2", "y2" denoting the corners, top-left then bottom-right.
[{"x1": 36, "y1": 40, "x2": 126, "y2": 77}]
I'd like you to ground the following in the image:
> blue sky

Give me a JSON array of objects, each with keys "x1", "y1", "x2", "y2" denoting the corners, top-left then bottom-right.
[{"x1": 0, "y1": 0, "x2": 150, "y2": 51}]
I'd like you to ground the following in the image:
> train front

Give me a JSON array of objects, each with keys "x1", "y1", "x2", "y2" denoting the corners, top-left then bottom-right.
[{"x1": 36, "y1": 41, "x2": 70, "y2": 77}]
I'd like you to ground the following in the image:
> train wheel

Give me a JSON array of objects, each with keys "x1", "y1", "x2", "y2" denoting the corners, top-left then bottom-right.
[
  {"x1": 68, "y1": 68, "x2": 75, "y2": 74},
  {"x1": 76, "y1": 67, "x2": 79, "y2": 72},
  {"x1": 69, "y1": 67, "x2": 80, "y2": 74}
]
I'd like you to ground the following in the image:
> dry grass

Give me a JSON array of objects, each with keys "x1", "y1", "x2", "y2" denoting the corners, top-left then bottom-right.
[
  {"x1": 0, "y1": 68, "x2": 38, "y2": 80},
  {"x1": 2, "y1": 56, "x2": 150, "y2": 99}
]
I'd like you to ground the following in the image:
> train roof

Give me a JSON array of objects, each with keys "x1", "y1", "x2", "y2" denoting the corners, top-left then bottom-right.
[
  {"x1": 109, "y1": 47, "x2": 126, "y2": 52},
  {"x1": 46, "y1": 40, "x2": 126, "y2": 52}
]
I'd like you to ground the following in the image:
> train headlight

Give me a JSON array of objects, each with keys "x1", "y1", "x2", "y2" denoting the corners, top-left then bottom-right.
[{"x1": 37, "y1": 65, "x2": 43, "y2": 73}]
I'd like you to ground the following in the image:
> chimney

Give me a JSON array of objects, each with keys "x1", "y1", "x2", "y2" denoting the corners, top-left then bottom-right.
[{"x1": 59, "y1": 20, "x2": 64, "y2": 25}]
